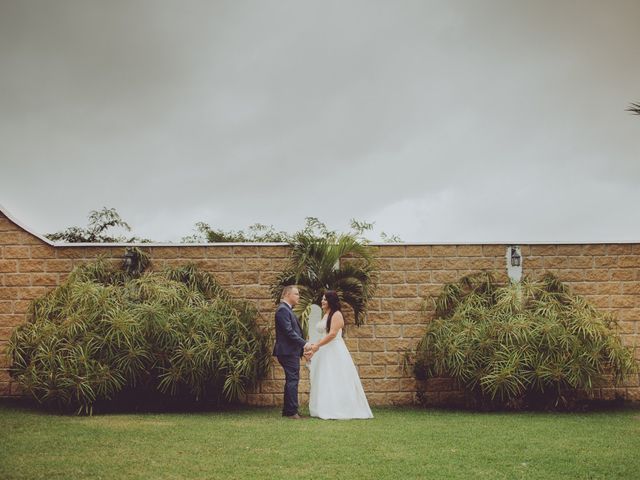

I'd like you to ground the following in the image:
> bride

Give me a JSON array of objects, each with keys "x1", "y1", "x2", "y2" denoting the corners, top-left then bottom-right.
[{"x1": 307, "y1": 290, "x2": 373, "y2": 420}]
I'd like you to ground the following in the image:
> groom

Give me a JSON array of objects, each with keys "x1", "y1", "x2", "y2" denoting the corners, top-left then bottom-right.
[{"x1": 273, "y1": 285, "x2": 312, "y2": 419}]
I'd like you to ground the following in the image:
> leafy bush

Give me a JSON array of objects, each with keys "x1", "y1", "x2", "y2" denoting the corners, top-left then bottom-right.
[
  {"x1": 46, "y1": 207, "x2": 150, "y2": 243},
  {"x1": 182, "y1": 216, "x2": 402, "y2": 244},
  {"x1": 7, "y1": 255, "x2": 271, "y2": 415},
  {"x1": 411, "y1": 272, "x2": 637, "y2": 409}
]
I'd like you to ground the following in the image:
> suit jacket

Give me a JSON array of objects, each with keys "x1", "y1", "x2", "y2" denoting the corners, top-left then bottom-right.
[{"x1": 272, "y1": 302, "x2": 306, "y2": 357}]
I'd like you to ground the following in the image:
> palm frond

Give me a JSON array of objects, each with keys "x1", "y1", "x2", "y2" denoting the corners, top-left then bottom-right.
[{"x1": 272, "y1": 231, "x2": 376, "y2": 329}]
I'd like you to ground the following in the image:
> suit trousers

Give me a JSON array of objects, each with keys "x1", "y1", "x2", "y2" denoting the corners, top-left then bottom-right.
[{"x1": 277, "y1": 354, "x2": 301, "y2": 416}]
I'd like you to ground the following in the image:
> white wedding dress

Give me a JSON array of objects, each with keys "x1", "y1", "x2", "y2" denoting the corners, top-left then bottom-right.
[{"x1": 308, "y1": 316, "x2": 373, "y2": 420}]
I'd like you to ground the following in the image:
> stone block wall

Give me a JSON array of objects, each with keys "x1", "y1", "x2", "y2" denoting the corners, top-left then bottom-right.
[{"x1": 1, "y1": 207, "x2": 638, "y2": 405}]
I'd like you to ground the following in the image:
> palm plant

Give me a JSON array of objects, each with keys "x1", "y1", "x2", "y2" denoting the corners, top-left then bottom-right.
[
  {"x1": 410, "y1": 272, "x2": 637, "y2": 410},
  {"x1": 271, "y1": 230, "x2": 376, "y2": 332}
]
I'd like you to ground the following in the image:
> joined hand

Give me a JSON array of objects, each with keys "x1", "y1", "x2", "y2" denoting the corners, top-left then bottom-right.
[{"x1": 303, "y1": 343, "x2": 318, "y2": 360}]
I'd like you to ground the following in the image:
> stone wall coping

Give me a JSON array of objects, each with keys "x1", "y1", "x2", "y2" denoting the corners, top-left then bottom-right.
[
  {"x1": 0, "y1": 203, "x2": 55, "y2": 246},
  {"x1": 2, "y1": 203, "x2": 639, "y2": 247}
]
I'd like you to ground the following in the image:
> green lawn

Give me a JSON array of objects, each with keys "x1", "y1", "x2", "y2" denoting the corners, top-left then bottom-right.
[{"x1": 1, "y1": 400, "x2": 639, "y2": 479}]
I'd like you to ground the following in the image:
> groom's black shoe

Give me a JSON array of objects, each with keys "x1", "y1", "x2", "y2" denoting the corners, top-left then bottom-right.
[{"x1": 284, "y1": 413, "x2": 302, "y2": 420}]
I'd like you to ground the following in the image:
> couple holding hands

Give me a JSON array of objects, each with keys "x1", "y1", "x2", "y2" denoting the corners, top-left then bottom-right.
[{"x1": 273, "y1": 286, "x2": 373, "y2": 420}]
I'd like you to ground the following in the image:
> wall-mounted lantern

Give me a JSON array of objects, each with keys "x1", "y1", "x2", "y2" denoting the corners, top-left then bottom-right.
[
  {"x1": 510, "y1": 246, "x2": 521, "y2": 267},
  {"x1": 506, "y1": 245, "x2": 522, "y2": 282},
  {"x1": 123, "y1": 248, "x2": 137, "y2": 272}
]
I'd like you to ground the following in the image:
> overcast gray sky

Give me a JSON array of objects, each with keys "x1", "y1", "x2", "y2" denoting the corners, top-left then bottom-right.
[{"x1": 1, "y1": 0, "x2": 639, "y2": 243}]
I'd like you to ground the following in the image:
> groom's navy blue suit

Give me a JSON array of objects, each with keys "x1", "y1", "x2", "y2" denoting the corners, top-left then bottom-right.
[{"x1": 273, "y1": 302, "x2": 307, "y2": 416}]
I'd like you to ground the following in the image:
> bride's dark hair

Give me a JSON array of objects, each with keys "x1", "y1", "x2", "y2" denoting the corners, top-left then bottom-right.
[{"x1": 324, "y1": 290, "x2": 341, "y2": 333}]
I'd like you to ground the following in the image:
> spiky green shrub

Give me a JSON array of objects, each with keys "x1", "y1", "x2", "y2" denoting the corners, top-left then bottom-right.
[
  {"x1": 411, "y1": 272, "x2": 637, "y2": 409},
  {"x1": 7, "y1": 257, "x2": 271, "y2": 415},
  {"x1": 270, "y1": 231, "x2": 376, "y2": 332}
]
